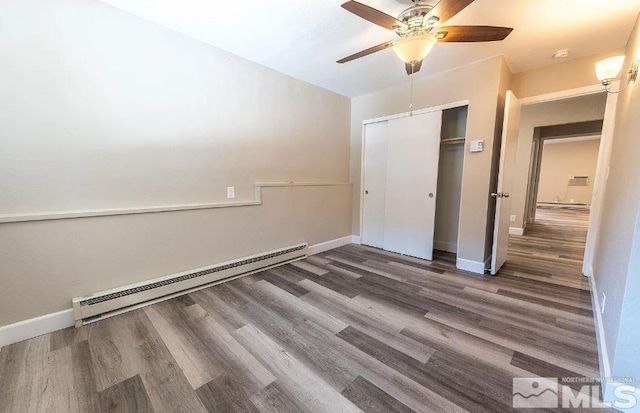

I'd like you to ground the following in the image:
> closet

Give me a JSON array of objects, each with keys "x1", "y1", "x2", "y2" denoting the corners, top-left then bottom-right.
[
  {"x1": 434, "y1": 106, "x2": 467, "y2": 254},
  {"x1": 361, "y1": 105, "x2": 467, "y2": 260},
  {"x1": 361, "y1": 109, "x2": 443, "y2": 260}
]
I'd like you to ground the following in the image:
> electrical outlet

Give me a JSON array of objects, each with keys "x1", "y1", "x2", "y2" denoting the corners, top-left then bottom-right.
[
  {"x1": 227, "y1": 187, "x2": 235, "y2": 199},
  {"x1": 601, "y1": 292, "x2": 606, "y2": 314},
  {"x1": 510, "y1": 215, "x2": 516, "y2": 222}
]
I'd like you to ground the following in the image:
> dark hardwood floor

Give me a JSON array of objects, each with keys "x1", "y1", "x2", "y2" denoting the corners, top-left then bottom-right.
[{"x1": 0, "y1": 208, "x2": 607, "y2": 412}]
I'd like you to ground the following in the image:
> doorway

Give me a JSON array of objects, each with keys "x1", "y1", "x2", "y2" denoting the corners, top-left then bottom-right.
[
  {"x1": 523, "y1": 119, "x2": 603, "y2": 227},
  {"x1": 433, "y1": 106, "x2": 467, "y2": 258},
  {"x1": 503, "y1": 90, "x2": 615, "y2": 276}
]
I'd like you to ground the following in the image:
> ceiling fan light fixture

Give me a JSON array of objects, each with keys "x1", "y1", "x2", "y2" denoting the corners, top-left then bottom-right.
[{"x1": 392, "y1": 34, "x2": 436, "y2": 63}]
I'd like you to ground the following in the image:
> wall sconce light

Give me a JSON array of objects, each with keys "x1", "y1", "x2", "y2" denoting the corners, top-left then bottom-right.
[{"x1": 595, "y1": 55, "x2": 639, "y2": 93}]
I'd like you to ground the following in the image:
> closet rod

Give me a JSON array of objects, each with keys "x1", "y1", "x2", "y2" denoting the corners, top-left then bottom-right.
[{"x1": 441, "y1": 137, "x2": 466, "y2": 145}]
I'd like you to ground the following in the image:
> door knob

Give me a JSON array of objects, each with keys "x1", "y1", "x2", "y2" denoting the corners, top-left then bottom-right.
[
  {"x1": 491, "y1": 192, "x2": 502, "y2": 198},
  {"x1": 365, "y1": 190, "x2": 369, "y2": 195},
  {"x1": 429, "y1": 193, "x2": 434, "y2": 198},
  {"x1": 503, "y1": 192, "x2": 510, "y2": 198}
]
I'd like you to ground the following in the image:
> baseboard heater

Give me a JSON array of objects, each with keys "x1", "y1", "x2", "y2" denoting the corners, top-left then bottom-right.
[{"x1": 72, "y1": 243, "x2": 307, "y2": 327}]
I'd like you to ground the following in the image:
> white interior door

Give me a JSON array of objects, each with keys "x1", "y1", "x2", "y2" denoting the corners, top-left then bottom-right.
[
  {"x1": 362, "y1": 121, "x2": 388, "y2": 248},
  {"x1": 383, "y1": 111, "x2": 442, "y2": 260},
  {"x1": 491, "y1": 91, "x2": 521, "y2": 274}
]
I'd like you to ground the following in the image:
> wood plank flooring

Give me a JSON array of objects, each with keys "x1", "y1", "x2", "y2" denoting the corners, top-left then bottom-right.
[{"x1": 0, "y1": 208, "x2": 607, "y2": 412}]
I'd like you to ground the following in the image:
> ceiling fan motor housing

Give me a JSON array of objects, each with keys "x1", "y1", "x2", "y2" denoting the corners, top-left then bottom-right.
[{"x1": 396, "y1": 5, "x2": 439, "y2": 37}]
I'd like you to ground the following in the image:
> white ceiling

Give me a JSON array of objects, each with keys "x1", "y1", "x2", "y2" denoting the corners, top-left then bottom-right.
[{"x1": 99, "y1": 0, "x2": 640, "y2": 97}]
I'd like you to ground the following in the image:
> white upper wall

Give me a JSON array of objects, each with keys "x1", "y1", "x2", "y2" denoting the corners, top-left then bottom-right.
[{"x1": 0, "y1": 0, "x2": 350, "y2": 215}]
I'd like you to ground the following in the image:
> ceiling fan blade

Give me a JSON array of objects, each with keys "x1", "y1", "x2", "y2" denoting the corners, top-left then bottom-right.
[
  {"x1": 405, "y1": 60, "x2": 423, "y2": 75},
  {"x1": 427, "y1": 0, "x2": 474, "y2": 23},
  {"x1": 435, "y1": 26, "x2": 513, "y2": 42},
  {"x1": 341, "y1": 1, "x2": 405, "y2": 31},
  {"x1": 337, "y1": 41, "x2": 394, "y2": 63}
]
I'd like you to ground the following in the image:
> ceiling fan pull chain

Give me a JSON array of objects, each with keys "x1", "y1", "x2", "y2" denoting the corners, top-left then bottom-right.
[{"x1": 409, "y1": 62, "x2": 415, "y2": 115}]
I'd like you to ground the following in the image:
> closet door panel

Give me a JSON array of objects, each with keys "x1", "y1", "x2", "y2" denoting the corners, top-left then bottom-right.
[
  {"x1": 362, "y1": 121, "x2": 388, "y2": 248},
  {"x1": 384, "y1": 111, "x2": 442, "y2": 260}
]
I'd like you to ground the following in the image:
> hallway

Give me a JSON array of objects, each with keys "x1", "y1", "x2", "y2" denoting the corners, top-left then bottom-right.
[{"x1": 505, "y1": 206, "x2": 591, "y2": 289}]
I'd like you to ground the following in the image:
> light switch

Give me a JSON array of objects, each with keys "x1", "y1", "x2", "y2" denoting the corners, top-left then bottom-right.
[
  {"x1": 510, "y1": 215, "x2": 516, "y2": 222},
  {"x1": 227, "y1": 187, "x2": 235, "y2": 199}
]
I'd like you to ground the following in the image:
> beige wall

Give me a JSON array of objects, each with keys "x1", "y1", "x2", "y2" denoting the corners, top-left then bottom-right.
[
  {"x1": 0, "y1": 0, "x2": 352, "y2": 326},
  {"x1": 537, "y1": 138, "x2": 600, "y2": 205},
  {"x1": 509, "y1": 94, "x2": 607, "y2": 228},
  {"x1": 351, "y1": 56, "x2": 508, "y2": 265},
  {"x1": 0, "y1": 187, "x2": 351, "y2": 326},
  {"x1": 512, "y1": 49, "x2": 626, "y2": 99},
  {"x1": 592, "y1": 13, "x2": 640, "y2": 385}
]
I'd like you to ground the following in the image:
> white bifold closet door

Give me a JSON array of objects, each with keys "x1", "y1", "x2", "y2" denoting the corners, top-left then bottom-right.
[
  {"x1": 362, "y1": 121, "x2": 388, "y2": 248},
  {"x1": 384, "y1": 111, "x2": 442, "y2": 260}
]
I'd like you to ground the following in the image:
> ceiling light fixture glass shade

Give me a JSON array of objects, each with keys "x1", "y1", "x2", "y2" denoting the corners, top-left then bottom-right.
[
  {"x1": 393, "y1": 34, "x2": 436, "y2": 64},
  {"x1": 595, "y1": 56, "x2": 625, "y2": 85}
]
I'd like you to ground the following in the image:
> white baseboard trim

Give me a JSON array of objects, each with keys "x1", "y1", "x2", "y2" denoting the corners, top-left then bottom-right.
[
  {"x1": 351, "y1": 235, "x2": 361, "y2": 244},
  {"x1": 589, "y1": 272, "x2": 611, "y2": 386},
  {"x1": 434, "y1": 240, "x2": 457, "y2": 253},
  {"x1": 509, "y1": 227, "x2": 524, "y2": 236},
  {"x1": 456, "y1": 258, "x2": 486, "y2": 274},
  {"x1": 308, "y1": 236, "x2": 352, "y2": 255},
  {"x1": 0, "y1": 309, "x2": 75, "y2": 351},
  {"x1": 587, "y1": 274, "x2": 635, "y2": 409}
]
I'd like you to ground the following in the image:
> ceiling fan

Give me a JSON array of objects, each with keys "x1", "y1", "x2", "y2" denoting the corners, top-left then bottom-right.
[{"x1": 337, "y1": 0, "x2": 513, "y2": 75}]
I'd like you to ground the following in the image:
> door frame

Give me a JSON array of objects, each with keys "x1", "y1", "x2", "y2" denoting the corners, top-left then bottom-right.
[
  {"x1": 517, "y1": 82, "x2": 619, "y2": 277},
  {"x1": 358, "y1": 99, "x2": 470, "y2": 247},
  {"x1": 523, "y1": 122, "x2": 604, "y2": 225}
]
